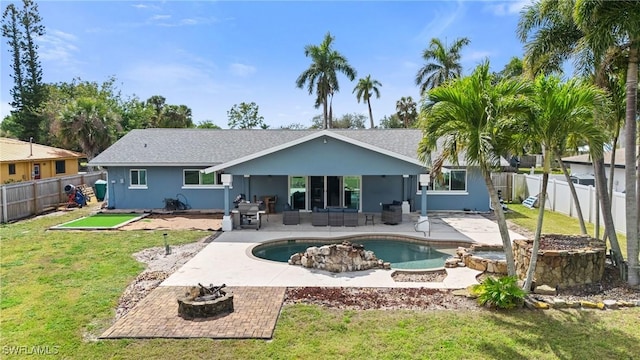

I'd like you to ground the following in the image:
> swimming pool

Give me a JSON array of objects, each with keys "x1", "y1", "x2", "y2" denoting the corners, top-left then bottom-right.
[{"x1": 251, "y1": 236, "x2": 461, "y2": 270}]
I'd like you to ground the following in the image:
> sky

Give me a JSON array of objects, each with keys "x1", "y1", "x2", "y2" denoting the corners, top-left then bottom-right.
[{"x1": 0, "y1": 0, "x2": 533, "y2": 129}]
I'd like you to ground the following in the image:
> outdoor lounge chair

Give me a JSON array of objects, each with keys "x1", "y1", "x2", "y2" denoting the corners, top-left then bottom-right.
[
  {"x1": 343, "y1": 208, "x2": 358, "y2": 227},
  {"x1": 312, "y1": 208, "x2": 328, "y2": 226},
  {"x1": 328, "y1": 207, "x2": 344, "y2": 226},
  {"x1": 282, "y1": 205, "x2": 300, "y2": 225},
  {"x1": 381, "y1": 201, "x2": 403, "y2": 225}
]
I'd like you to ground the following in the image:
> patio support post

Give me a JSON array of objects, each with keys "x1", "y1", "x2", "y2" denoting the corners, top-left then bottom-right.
[
  {"x1": 221, "y1": 174, "x2": 233, "y2": 231},
  {"x1": 416, "y1": 174, "x2": 430, "y2": 233},
  {"x1": 402, "y1": 175, "x2": 410, "y2": 214}
]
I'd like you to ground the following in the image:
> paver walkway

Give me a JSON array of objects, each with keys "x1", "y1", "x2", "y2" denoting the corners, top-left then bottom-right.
[{"x1": 100, "y1": 286, "x2": 285, "y2": 339}]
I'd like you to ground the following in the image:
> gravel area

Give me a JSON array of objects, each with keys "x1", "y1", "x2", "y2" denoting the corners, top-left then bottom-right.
[{"x1": 115, "y1": 234, "x2": 216, "y2": 319}]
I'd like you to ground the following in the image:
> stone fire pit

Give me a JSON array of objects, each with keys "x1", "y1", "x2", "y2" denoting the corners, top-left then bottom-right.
[
  {"x1": 177, "y1": 283, "x2": 234, "y2": 319},
  {"x1": 514, "y1": 234, "x2": 606, "y2": 289}
]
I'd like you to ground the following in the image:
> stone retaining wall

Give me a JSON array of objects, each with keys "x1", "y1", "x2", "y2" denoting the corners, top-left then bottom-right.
[{"x1": 514, "y1": 236, "x2": 606, "y2": 289}]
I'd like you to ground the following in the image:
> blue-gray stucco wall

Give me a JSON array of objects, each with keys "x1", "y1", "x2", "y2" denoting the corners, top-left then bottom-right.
[
  {"x1": 105, "y1": 167, "x2": 490, "y2": 212},
  {"x1": 226, "y1": 136, "x2": 425, "y2": 175}
]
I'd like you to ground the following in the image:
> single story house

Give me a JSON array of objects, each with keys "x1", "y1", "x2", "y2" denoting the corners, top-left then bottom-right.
[
  {"x1": 562, "y1": 148, "x2": 635, "y2": 193},
  {"x1": 0, "y1": 137, "x2": 83, "y2": 184},
  {"x1": 88, "y1": 128, "x2": 498, "y2": 214}
]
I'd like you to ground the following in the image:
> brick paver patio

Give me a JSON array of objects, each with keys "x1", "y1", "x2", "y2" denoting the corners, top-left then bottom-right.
[{"x1": 100, "y1": 286, "x2": 286, "y2": 339}]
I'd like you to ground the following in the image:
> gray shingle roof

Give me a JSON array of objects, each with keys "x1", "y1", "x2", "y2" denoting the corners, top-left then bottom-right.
[{"x1": 89, "y1": 128, "x2": 427, "y2": 167}]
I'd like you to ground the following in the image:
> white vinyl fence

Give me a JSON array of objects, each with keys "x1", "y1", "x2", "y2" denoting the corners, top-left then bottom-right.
[
  {"x1": 512, "y1": 173, "x2": 626, "y2": 234},
  {"x1": 0, "y1": 171, "x2": 106, "y2": 223}
]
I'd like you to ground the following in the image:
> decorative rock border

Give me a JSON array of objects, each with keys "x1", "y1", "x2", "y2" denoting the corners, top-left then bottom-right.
[{"x1": 525, "y1": 296, "x2": 640, "y2": 310}]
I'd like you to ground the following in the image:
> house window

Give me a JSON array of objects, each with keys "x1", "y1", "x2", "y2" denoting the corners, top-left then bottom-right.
[
  {"x1": 418, "y1": 169, "x2": 467, "y2": 193},
  {"x1": 8, "y1": 163, "x2": 16, "y2": 175},
  {"x1": 183, "y1": 169, "x2": 217, "y2": 186},
  {"x1": 55, "y1": 160, "x2": 66, "y2": 174},
  {"x1": 130, "y1": 169, "x2": 147, "y2": 188}
]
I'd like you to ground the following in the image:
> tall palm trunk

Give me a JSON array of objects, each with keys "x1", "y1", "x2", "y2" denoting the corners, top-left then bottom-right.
[
  {"x1": 367, "y1": 99, "x2": 374, "y2": 129},
  {"x1": 523, "y1": 171, "x2": 549, "y2": 291},
  {"x1": 322, "y1": 94, "x2": 329, "y2": 129},
  {"x1": 483, "y1": 173, "x2": 516, "y2": 276},
  {"x1": 593, "y1": 155, "x2": 623, "y2": 258},
  {"x1": 555, "y1": 151, "x2": 587, "y2": 234},
  {"x1": 624, "y1": 44, "x2": 639, "y2": 286},
  {"x1": 602, "y1": 138, "x2": 618, "y2": 243}
]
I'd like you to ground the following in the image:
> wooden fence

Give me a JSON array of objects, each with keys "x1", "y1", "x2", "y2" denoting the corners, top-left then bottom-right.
[{"x1": 0, "y1": 171, "x2": 106, "y2": 223}]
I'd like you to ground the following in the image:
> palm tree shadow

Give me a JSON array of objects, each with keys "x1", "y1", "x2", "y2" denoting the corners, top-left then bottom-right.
[{"x1": 478, "y1": 309, "x2": 640, "y2": 359}]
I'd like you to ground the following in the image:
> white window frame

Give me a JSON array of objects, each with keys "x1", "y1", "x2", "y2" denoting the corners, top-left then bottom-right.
[
  {"x1": 182, "y1": 169, "x2": 226, "y2": 189},
  {"x1": 417, "y1": 169, "x2": 468, "y2": 195},
  {"x1": 129, "y1": 169, "x2": 148, "y2": 189}
]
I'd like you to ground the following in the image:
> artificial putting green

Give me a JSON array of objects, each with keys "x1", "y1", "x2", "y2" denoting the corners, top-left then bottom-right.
[{"x1": 55, "y1": 213, "x2": 143, "y2": 229}]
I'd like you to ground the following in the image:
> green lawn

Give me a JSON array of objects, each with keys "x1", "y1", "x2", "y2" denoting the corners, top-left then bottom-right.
[
  {"x1": 55, "y1": 213, "x2": 143, "y2": 229},
  {"x1": 1, "y1": 206, "x2": 638, "y2": 359}
]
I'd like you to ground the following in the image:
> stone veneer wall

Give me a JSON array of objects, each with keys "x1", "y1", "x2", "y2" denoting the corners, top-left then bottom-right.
[
  {"x1": 513, "y1": 237, "x2": 606, "y2": 289},
  {"x1": 458, "y1": 245, "x2": 508, "y2": 274}
]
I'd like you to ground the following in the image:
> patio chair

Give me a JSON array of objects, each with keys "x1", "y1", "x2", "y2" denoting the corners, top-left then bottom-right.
[
  {"x1": 343, "y1": 208, "x2": 358, "y2": 227},
  {"x1": 312, "y1": 208, "x2": 328, "y2": 226},
  {"x1": 381, "y1": 201, "x2": 403, "y2": 225},
  {"x1": 328, "y1": 207, "x2": 344, "y2": 226},
  {"x1": 282, "y1": 204, "x2": 300, "y2": 225}
]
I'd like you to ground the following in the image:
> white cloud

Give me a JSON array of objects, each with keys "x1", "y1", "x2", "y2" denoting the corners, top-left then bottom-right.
[
  {"x1": 37, "y1": 29, "x2": 81, "y2": 70},
  {"x1": 484, "y1": 0, "x2": 532, "y2": 16},
  {"x1": 415, "y1": 1, "x2": 466, "y2": 41},
  {"x1": 151, "y1": 14, "x2": 171, "y2": 21},
  {"x1": 131, "y1": 3, "x2": 160, "y2": 10},
  {"x1": 229, "y1": 63, "x2": 256, "y2": 77},
  {"x1": 466, "y1": 50, "x2": 493, "y2": 61}
]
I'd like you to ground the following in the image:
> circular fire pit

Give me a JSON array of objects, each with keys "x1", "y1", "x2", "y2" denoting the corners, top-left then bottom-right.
[
  {"x1": 513, "y1": 234, "x2": 606, "y2": 289},
  {"x1": 177, "y1": 284, "x2": 234, "y2": 320}
]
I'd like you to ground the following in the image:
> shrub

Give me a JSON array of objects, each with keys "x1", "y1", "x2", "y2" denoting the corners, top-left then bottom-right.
[{"x1": 471, "y1": 275, "x2": 526, "y2": 309}]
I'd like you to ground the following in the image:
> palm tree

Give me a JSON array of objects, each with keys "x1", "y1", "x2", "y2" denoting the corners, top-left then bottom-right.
[
  {"x1": 519, "y1": 0, "x2": 639, "y2": 286},
  {"x1": 296, "y1": 32, "x2": 357, "y2": 129},
  {"x1": 520, "y1": 75, "x2": 608, "y2": 290},
  {"x1": 59, "y1": 97, "x2": 121, "y2": 161},
  {"x1": 418, "y1": 61, "x2": 532, "y2": 276},
  {"x1": 415, "y1": 37, "x2": 470, "y2": 95},
  {"x1": 395, "y1": 96, "x2": 417, "y2": 128},
  {"x1": 353, "y1": 75, "x2": 381, "y2": 129},
  {"x1": 573, "y1": 0, "x2": 640, "y2": 286}
]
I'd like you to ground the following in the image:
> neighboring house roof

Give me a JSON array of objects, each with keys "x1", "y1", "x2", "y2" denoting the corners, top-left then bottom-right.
[
  {"x1": 0, "y1": 137, "x2": 83, "y2": 162},
  {"x1": 562, "y1": 148, "x2": 632, "y2": 169},
  {"x1": 88, "y1": 128, "x2": 503, "y2": 168}
]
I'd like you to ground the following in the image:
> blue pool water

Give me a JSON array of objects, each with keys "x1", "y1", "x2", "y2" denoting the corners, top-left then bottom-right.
[{"x1": 252, "y1": 239, "x2": 453, "y2": 270}]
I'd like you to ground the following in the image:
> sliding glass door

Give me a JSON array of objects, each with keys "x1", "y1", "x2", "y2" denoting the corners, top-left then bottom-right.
[{"x1": 289, "y1": 175, "x2": 361, "y2": 211}]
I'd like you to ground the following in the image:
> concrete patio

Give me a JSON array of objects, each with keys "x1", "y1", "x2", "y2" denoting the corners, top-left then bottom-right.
[{"x1": 161, "y1": 211, "x2": 527, "y2": 289}]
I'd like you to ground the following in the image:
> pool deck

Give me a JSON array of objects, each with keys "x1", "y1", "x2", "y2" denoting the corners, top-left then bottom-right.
[
  {"x1": 102, "y1": 212, "x2": 527, "y2": 340},
  {"x1": 162, "y1": 212, "x2": 526, "y2": 289}
]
